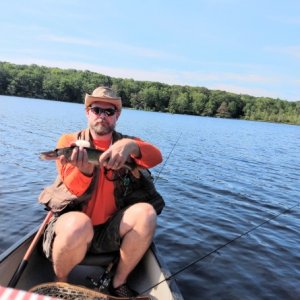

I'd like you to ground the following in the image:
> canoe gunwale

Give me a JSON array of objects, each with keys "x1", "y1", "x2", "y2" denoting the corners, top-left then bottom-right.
[
  {"x1": 0, "y1": 227, "x2": 37, "y2": 263},
  {"x1": 1, "y1": 227, "x2": 184, "y2": 299},
  {"x1": 150, "y1": 243, "x2": 184, "y2": 300}
]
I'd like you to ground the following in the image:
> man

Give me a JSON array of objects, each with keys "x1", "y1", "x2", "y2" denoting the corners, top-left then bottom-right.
[{"x1": 41, "y1": 86, "x2": 164, "y2": 297}]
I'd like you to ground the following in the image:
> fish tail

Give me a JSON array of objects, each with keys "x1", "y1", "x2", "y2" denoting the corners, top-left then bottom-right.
[{"x1": 39, "y1": 151, "x2": 58, "y2": 160}]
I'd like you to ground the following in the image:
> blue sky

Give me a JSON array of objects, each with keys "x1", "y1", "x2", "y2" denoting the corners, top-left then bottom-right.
[{"x1": 1, "y1": 0, "x2": 300, "y2": 101}]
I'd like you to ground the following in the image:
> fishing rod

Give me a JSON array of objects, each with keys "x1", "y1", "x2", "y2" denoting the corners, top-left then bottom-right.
[
  {"x1": 140, "y1": 201, "x2": 299, "y2": 295},
  {"x1": 154, "y1": 132, "x2": 182, "y2": 184}
]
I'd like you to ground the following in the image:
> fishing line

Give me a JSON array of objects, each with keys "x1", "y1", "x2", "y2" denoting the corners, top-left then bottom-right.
[
  {"x1": 140, "y1": 201, "x2": 299, "y2": 295},
  {"x1": 154, "y1": 132, "x2": 182, "y2": 184}
]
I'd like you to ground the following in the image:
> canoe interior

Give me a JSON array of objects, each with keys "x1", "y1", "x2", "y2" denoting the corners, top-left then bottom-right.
[{"x1": 0, "y1": 228, "x2": 183, "y2": 300}]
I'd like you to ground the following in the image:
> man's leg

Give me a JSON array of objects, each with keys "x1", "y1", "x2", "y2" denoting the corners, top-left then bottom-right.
[
  {"x1": 112, "y1": 203, "x2": 157, "y2": 288},
  {"x1": 51, "y1": 211, "x2": 94, "y2": 281}
]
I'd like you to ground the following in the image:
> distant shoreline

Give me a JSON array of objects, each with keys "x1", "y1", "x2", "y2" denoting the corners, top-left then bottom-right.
[{"x1": 1, "y1": 61, "x2": 299, "y2": 125}]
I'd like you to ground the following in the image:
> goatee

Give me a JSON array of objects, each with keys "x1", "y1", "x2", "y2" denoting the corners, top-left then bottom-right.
[{"x1": 91, "y1": 122, "x2": 115, "y2": 136}]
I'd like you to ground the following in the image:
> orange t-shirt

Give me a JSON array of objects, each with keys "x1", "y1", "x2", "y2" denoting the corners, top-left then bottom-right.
[{"x1": 56, "y1": 132, "x2": 162, "y2": 225}]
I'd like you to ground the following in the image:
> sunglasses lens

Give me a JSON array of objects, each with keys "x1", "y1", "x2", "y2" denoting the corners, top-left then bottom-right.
[
  {"x1": 90, "y1": 107, "x2": 116, "y2": 116},
  {"x1": 105, "y1": 109, "x2": 115, "y2": 116}
]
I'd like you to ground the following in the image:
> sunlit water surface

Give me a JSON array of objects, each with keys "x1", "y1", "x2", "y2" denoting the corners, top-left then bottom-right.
[{"x1": 0, "y1": 96, "x2": 299, "y2": 299}]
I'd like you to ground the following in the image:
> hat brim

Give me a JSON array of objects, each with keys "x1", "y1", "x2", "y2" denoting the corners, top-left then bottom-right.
[{"x1": 85, "y1": 94, "x2": 122, "y2": 111}]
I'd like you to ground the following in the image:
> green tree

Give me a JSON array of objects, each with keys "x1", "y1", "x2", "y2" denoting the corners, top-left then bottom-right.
[
  {"x1": 0, "y1": 61, "x2": 299, "y2": 125},
  {"x1": 191, "y1": 91, "x2": 208, "y2": 115}
]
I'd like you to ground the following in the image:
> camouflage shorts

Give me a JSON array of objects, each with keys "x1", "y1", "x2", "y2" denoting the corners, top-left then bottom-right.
[{"x1": 42, "y1": 209, "x2": 125, "y2": 260}]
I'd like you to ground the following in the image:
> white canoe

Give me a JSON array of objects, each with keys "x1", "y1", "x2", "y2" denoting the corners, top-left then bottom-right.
[{"x1": 0, "y1": 226, "x2": 183, "y2": 300}]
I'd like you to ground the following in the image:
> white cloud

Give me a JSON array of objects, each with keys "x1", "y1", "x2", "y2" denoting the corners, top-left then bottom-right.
[
  {"x1": 177, "y1": 71, "x2": 279, "y2": 84},
  {"x1": 40, "y1": 34, "x2": 182, "y2": 60},
  {"x1": 209, "y1": 83, "x2": 280, "y2": 98},
  {"x1": 42, "y1": 35, "x2": 95, "y2": 47},
  {"x1": 266, "y1": 45, "x2": 300, "y2": 60},
  {"x1": 271, "y1": 15, "x2": 300, "y2": 25},
  {"x1": 280, "y1": 46, "x2": 300, "y2": 60}
]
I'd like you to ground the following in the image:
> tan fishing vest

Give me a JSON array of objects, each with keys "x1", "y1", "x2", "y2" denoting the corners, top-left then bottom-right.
[{"x1": 39, "y1": 129, "x2": 165, "y2": 216}]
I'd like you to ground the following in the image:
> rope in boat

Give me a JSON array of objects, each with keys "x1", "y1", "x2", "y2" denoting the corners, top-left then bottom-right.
[{"x1": 140, "y1": 201, "x2": 299, "y2": 294}]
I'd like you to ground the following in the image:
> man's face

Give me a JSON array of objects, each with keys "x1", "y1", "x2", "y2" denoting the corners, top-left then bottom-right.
[{"x1": 86, "y1": 101, "x2": 120, "y2": 137}]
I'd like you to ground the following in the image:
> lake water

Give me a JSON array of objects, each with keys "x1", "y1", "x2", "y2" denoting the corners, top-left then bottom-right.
[{"x1": 0, "y1": 96, "x2": 299, "y2": 300}]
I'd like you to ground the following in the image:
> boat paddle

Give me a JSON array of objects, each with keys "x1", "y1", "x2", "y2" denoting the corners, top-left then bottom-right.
[{"x1": 8, "y1": 211, "x2": 53, "y2": 288}]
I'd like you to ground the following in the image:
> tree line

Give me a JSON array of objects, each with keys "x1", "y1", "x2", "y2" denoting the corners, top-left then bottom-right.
[{"x1": 1, "y1": 61, "x2": 299, "y2": 125}]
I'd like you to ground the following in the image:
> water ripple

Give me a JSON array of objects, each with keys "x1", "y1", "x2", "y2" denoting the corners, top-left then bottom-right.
[{"x1": 1, "y1": 97, "x2": 300, "y2": 300}]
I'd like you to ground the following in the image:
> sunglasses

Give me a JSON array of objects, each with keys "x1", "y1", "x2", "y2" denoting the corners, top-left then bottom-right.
[{"x1": 89, "y1": 106, "x2": 117, "y2": 117}]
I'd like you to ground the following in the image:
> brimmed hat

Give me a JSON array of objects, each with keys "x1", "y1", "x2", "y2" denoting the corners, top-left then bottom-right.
[{"x1": 85, "y1": 86, "x2": 122, "y2": 110}]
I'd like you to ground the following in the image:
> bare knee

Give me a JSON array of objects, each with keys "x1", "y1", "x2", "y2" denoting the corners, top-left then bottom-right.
[
  {"x1": 139, "y1": 203, "x2": 157, "y2": 226},
  {"x1": 55, "y1": 212, "x2": 93, "y2": 247},
  {"x1": 120, "y1": 203, "x2": 157, "y2": 237}
]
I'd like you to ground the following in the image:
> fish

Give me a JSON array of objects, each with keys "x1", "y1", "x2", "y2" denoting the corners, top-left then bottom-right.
[{"x1": 39, "y1": 140, "x2": 138, "y2": 172}]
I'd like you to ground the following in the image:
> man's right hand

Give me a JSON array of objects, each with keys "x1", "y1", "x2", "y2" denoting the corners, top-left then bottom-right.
[{"x1": 59, "y1": 146, "x2": 94, "y2": 177}]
